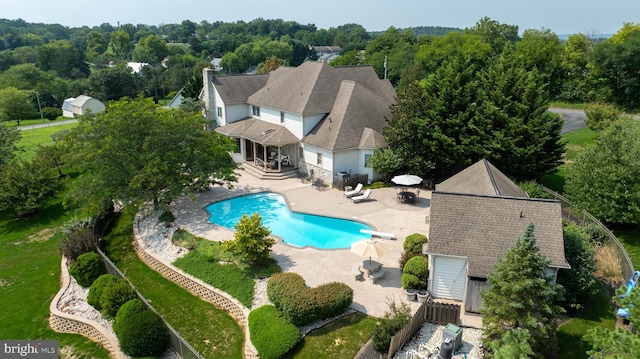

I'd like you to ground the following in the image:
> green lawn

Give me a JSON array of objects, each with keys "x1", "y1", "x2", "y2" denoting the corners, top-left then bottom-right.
[
  {"x1": 284, "y1": 313, "x2": 377, "y2": 359},
  {"x1": 102, "y1": 208, "x2": 244, "y2": 359},
  {"x1": 16, "y1": 122, "x2": 77, "y2": 161},
  {"x1": 614, "y1": 229, "x2": 640, "y2": 270},
  {"x1": 541, "y1": 127, "x2": 597, "y2": 192},
  {"x1": 0, "y1": 193, "x2": 110, "y2": 358},
  {"x1": 557, "y1": 285, "x2": 616, "y2": 359}
]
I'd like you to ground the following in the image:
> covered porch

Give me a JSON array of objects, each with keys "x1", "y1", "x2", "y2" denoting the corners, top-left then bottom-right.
[{"x1": 216, "y1": 118, "x2": 299, "y2": 173}]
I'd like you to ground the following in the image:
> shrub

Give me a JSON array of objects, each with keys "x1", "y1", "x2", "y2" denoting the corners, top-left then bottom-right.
[
  {"x1": 248, "y1": 305, "x2": 300, "y2": 359},
  {"x1": 582, "y1": 223, "x2": 610, "y2": 245},
  {"x1": 557, "y1": 224, "x2": 598, "y2": 308},
  {"x1": 100, "y1": 277, "x2": 137, "y2": 318},
  {"x1": 372, "y1": 300, "x2": 412, "y2": 352},
  {"x1": 158, "y1": 208, "x2": 175, "y2": 223},
  {"x1": 41, "y1": 107, "x2": 62, "y2": 121},
  {"x1": 58, "y1": 217, "x2": 97, "y2": 261},
  {"x1": 594, "y1": 242, "x2": 623, "y2": 282},
  {"x1": 87, "y1": 274, "x2": 118, "y2": 311},
  {"x1": 113, "y1": 298, "x2": 146, "y2": 335},
  {"x1": 403, "y1": 233, "x2": 428, "y2": 255},
  {"x1": 114, "y1": 299, "x2": 169, "y2": 357},
  {"x1": 518, "y1": 180, "x2": 545, "y2": 199},
  {"x1": 398, "y1": 251, "x2": 420, "y2": 272},
  {"x1": 68, "y1": 252, "x2": 104, "y2": 287},
  {"x1": 401, "y1": 256, "x2": 428, "y2": 289},
  {"x1": 267, "y1": 272, "x2": 353, "y2": 326},
  {"x1": 222, "y1": 213, "x2": 276, "y2": 264}
]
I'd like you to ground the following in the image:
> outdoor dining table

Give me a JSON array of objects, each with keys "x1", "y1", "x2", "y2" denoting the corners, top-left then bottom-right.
[
  {"x1": 397, "y1": 191, "x2": 416, "y2": 203},
  {"x1": 362, "y1": 260, "x2": 382, "y2": 273}
]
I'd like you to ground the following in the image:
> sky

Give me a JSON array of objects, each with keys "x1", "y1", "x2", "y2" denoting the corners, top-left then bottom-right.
[{"x1": 2, "y1": 0, "x2": 638, "y2": 36}]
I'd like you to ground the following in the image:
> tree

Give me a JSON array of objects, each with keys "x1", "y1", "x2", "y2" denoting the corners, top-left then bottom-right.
[
  {"x1": 65, "y1": 97, "x2": 238, "y2": 217},
  {"x1": 133, "y1": 34, "x2": 168, "y2": 63},
  {"x1": 0, "y1": 156, "x2": 62, "y2": 216},
  {"x1": 584, "y1": 102, "x2": 623, "y2": 131},
  {"x1": 88, "y1": 65, "x2": 140, "y2": 101},
  {"x1": 37, "y1": 40, "x2": 89, "y2": 79},
  {"x1": 109, "y1": 30, "x2": 134, "y2": 59},
  {"x1": 584, "y1": 284, "x2": 640, "y2": 358},
  {"x1": 221, "y1": 213, "x2": 275, "y2": 264},
  {"x1": 556, "y1": 224, "x2": 598, "y2": 308},
  {"x1": 490, "y1": 328, "x2": 534, "y2": 359},
  {"x1": 481, "y1": 224, "x2": 564, "y2": 358},
  {"x1": 369, "y1": 148, "x2": 401, "y2": 183},
  {"x1": 0, "y1": 126, "x2": 20, "y2": 169},
  {"x1": 0, "y1": 86, "x2": 36, "y2": 125},
  {"x1": 559, "y1": 33, "x2": 593, "y2": 102},
  {"x1": 565, "y1": 118, "x2": 640, "y2": 225},
  {"x1": 256, "y1": 56, "x2": 287, "y2": 74},
  {"x1": 85, "y1": 30, "x2": 108, "y2": 61}
]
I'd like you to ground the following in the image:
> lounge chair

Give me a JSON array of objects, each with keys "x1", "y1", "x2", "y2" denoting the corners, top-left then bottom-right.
[
  {"x1": 351, "y1": 189, "x2": 372, "y2": 203},
  {"x1": 343, "y1": 183, "x2": 363, "y2": 197}
]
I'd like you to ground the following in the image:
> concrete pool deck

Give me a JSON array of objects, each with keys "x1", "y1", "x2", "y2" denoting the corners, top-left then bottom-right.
[{"x1": 171, "y1": 169, "x2": 480, "y2": 326}]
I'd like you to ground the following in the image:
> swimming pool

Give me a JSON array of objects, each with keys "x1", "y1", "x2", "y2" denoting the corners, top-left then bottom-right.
[{"x1": 205, "y1": 192, "x2": 373, "y2": 249}]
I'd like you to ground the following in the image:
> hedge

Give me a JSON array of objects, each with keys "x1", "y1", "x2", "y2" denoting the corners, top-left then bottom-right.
[
  {"x1": 114, "y1": 299, "x2": 169, "y2": 357},
  {"x1": 100, "y1": 277, "x2": 137, "y2": 318},
  {"x1": 87, "y1": 274, "x2": 118, "y2": 311},
  {"x1": 401, "y1": 256, "x2": 428, "y2": 290},
  {"x1": 403, "y1": 233, "x2": 428, "y2": 255},
  {"x1": 248, "y1": 305, "x2": 300, "y2": 359},
  {"x1": 69, "y1": 251, "x2": 104, "y2": 287},
  {"x1": 267, "y1": 272, "x2": 353, "y2": 326}
]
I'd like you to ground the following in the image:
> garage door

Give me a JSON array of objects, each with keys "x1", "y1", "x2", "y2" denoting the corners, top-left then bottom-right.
[{"x1": 432, "y1": 256, "x2": 467, "y2": 301}]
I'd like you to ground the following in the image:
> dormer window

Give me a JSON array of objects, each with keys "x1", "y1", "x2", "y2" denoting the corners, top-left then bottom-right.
[{"x1": 252, "y1": 105, "x2": 260, "y2": 117}]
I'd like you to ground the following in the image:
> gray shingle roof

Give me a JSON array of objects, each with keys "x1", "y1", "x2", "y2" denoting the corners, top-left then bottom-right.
[
  {"x1": 427, "y1": 191, "x2": 570, "y2": 278},
  {"x1": 301, "y1": 79, "x2": 392, "y2": 151},
  {"x1": 215, "y1": 117, "x2": 299, "y2": 146},
  {"x1": 436, "y1": 158, "x2": 528, "y2": 198},
  {"x1": 212, "y1": 74, "x2": 269, "y2": 105}
]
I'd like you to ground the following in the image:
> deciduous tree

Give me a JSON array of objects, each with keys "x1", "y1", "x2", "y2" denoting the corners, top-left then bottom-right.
[
  {"x1": 481, "y1": 224, "x2": 564, "y2": 358},
  {"x1": 0, "y1": 86, "x2": 36, "y2": 125}
]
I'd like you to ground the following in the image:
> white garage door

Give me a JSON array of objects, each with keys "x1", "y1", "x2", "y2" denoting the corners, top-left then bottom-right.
[{"x1": 432, "y1": 256, "x2": 467, "y2": 301}]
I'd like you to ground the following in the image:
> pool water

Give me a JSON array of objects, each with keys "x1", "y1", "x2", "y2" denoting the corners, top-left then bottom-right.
[{"x1": 205, "y1": 192, "x2": 372, "y2": 249}]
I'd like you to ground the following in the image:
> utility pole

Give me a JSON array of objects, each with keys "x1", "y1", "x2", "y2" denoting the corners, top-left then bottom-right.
[
  {"x1": 35, "y1": 90, "x2": 44, "y2": 123},
  {"x1": 384, "y1": 56, "x2": 387, "y2": 80}
]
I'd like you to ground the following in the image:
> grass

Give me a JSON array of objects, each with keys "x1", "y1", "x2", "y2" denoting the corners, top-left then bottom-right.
[
  {"x1": 614, "y1": 229, "x2": 640, "y2": 270},
  {"x1": 3, "y1": 118, "x2": 64, "y2": 127},
  {"x1": 283, "y1": 313, "x2": 377, "y2": 359},
  {"x1": 16, "y1": 122, "x2": 78, "y2": 161},
  {"x1": 541, "y1": 126, "x2": 597, "y2": 192},
  {"x1": 102, "y1": 207, "x2": 244, "y2": 359},
  {"x1": 0, "y1": 190, "x2": 110, "y2": 358},
  {"x1": 557, "y1": 284, "x2": 616, "y2": 359}
]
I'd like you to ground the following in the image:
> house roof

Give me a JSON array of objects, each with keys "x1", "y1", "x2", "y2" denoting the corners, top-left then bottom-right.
[
  {"x1": 215, "y1": 117, "x2": 299, "y2": 146},
  {"x1": 62, "y1": 98, "x2": 75, "y2": 112},
  {"x1": 301, "y1": 79, "x2": 391, "y2": 151},
  {"x1": 247, "y1": 62, "x2": 395, "y2": 116},
  {"x1": 72, "y1": 95, "x2": 95, "y2": 108},
  {"x1": 436, "y1": 158, "x2": 528, "y2": 198},
  {"x1": 427, "y1": 191, "x2": 570, "y2": 278},
  {"x1": 212, "y1": 74, "x2": 269, "y2": 105}
]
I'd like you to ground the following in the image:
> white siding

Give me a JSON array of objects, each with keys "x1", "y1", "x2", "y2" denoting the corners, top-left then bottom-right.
[
  {"x1": 431, "y1": 256, "x2": 467, "y2": 301},
  {"x1": 333, "y1": 151, "x2": 359, "y2": 176},
  {"x1": 303, "y1": 145, "x2": 333, "y2": 172},
  {"x1": 302, "y1": 113, "x2": 326, "y2": 136},
  {"x1": 225, "y1": 104, "x2": 249, "y2": 125}
]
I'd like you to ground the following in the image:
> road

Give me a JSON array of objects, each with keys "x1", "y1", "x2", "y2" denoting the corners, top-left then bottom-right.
[
  {"x1": 549, "y1": 107, "x2": 587, "y2": 135},
  {"x1": 17, "y1": 119, "x2": 78, "y2": 131}
]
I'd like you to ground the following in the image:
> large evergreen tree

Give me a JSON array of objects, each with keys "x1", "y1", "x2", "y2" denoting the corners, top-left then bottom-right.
[{"x1": 481, "y1": 223, "x2": 564, "y2": 358}]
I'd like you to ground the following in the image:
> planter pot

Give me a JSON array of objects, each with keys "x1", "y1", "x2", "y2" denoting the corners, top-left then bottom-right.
[
  {"x1": 405, "y1": 289, "x2": 417, "y2": 301},
  {"x1": 417, "y1": 290, "x2": 430, "y2": 303}
]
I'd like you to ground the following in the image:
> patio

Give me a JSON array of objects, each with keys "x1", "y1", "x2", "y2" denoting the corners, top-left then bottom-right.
[{"x1": 170, "y1": 169, "x2": 481, "y2": 325}]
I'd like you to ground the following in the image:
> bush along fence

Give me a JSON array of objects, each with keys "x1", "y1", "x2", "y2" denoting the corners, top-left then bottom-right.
[
  {"x1": 49, "y1": 258, "x2": 127, "y2": 359},
  {"x1": 540, "y1": 186, "x2": 636, "y2": 281},
  {"x1": 96, "y1": 247, "x2": 205, "y2": 359},
  {"x1": 386, "y1": 299, "x2": 461, "y2": 359},
  {"x1": 131, "y1": 212, "x2": 259, "y2": 359}
]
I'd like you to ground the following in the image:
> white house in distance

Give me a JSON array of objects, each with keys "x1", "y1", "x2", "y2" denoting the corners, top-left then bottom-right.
[
  {"x1": 62, "y1": 95, "x2": 105, "y2": 118},
  {"x1": 202, "y1": 62, "x2": 396, "y2": 184}
]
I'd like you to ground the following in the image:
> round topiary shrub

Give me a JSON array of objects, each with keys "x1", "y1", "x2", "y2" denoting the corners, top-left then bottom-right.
[
  {"x1": 100, "y1": 278, "x2": 137, "y2": 318},
  {"x1": 249, "y1": 305, "x2": 300, "y2": 359},
  {"x1": 88, "y1": 274, "x2": 118, "y2": 311},
  {"x1": 114, "y1": 299, "x2": 169, "y2": 357},
  {"x1": 403, "y1": 233, "x2": 428, "y2": 255},
  {"x1": 113, "y1": 298, "x2": 146, "y2": 335},
  {"x1": 69, "y1": 251, "x2": 104, "y2": 287},
  {"x1": 267, "y1": 272, "x2": 306, "y2": 308},
  {"x1": 401, "y1": 256, "x2": 428, "y2": 289}
]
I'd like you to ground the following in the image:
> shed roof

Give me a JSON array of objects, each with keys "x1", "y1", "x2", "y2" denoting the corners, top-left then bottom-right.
[
  {"x1": 436, "y1": 158, "x2": 528, "y2": 198},
  {"x1": 427, "y1": 191, "x2": 569, "y2": 278},
  {"x1": 215, "y1": 117, "x2": 299, "y2": 146}
]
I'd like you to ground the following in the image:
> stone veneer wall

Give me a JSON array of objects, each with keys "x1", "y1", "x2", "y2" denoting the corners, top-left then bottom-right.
[
  {"x1": 132, "y1": 213, "x2": 259, "y2": 359},
  {"x1": 49, "y1": 259, "x2": 126, "y2": 359}
]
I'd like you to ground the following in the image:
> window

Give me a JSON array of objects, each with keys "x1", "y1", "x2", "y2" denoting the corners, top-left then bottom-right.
[
  {"x1": 364, "y1": 154, "x2": 372, "y2": 168},
  {"x1": 233, "y1": 138, "x2": 241, "y2": 153},
  {"x1": 252, "y1": 105, "x2": 260, "y2": 117},
  {"x1": 280, "y1": 112, "x2": 285, "y2": 124},
  {"x1": 217, "y1": 107, "x2": 223, "y2": 118},
  {"x1": 317, "y1": 153, "x2": 322, "y2": 166}
]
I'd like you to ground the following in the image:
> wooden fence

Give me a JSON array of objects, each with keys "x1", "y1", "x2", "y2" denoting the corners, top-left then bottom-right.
[{"x1": 387, "y1": 300, "x2": 461, "y2": 359}]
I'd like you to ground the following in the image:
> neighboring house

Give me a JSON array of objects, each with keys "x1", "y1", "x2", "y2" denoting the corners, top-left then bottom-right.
[
  {"x1": 313, "y1": 46, "x2": 342, "y2": 63},
  {"x1": 202, "y1": 61, "x2": 395, "y2": 183},
  {"x1": 163, "y1": 89, "x2": 184, "y2": 109},
  {"x1": 127, "y1": 62, "x2": 149, "y2": 74},
  {"x1": 425, "y1": 159, "x2": 570, "y2": 313},
  {"x1": 62, "y1": 95, "x2": 105, "y2": 118}
]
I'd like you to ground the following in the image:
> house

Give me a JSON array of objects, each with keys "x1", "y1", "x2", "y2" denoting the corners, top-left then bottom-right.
[
  {"x1": 425, "y1": 159, "x2": 570, "y2": 313},
  {"x1": 127, "y1": 62, "x2": 149, "y2": 74},
  {"x1": 202, "y1": 62, "x2": 395, "y2": 184},
  {"x1": 62, "y1": 95, "x2": 105, "y2": 118}
]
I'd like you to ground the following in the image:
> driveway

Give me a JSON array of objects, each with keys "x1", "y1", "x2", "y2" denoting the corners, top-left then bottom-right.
[{"x1": 549, "y1": 107, "x2": 587, "y2": 135}]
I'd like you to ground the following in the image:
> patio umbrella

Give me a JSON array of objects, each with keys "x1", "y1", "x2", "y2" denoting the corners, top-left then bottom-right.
[
  {"x1": 351, "y1": 239, "x2": 391, "y2": 264},
  {"x1": 391, "y1": 174, "x2": 423, "y2": 186}
]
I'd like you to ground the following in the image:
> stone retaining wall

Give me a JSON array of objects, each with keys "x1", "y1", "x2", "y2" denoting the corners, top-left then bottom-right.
[
  {"x1": 132, "y1": 213, "x2": 259, "y2": 358},
  {"x1": 49, "y1": 259, "x2": 126, "y2": 359}
]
